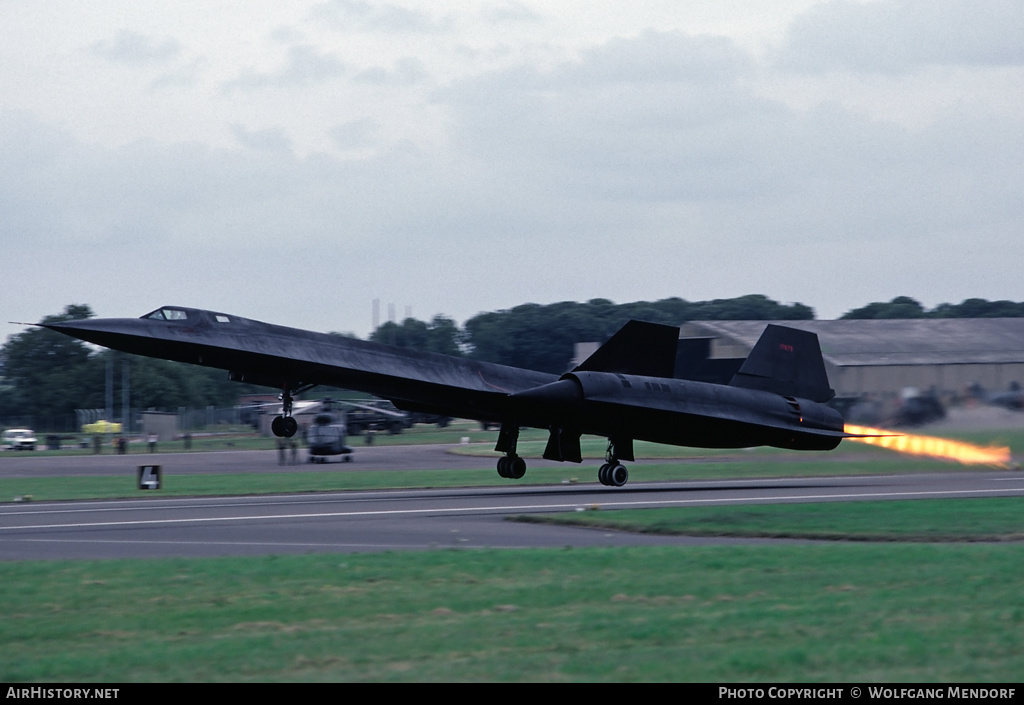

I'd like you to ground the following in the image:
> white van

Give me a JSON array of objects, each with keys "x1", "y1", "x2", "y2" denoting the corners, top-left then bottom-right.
[{"x1": 2, "y1": 429, "x2": 37, "y2": 451}]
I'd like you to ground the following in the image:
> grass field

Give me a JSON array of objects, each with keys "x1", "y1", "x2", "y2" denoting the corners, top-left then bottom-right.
[
  {"x1": 517, "y1": 496, "x2": 1024, "y2": 541},
  {"x1": 0, "y1": 455, "x2": 1012, "y2": 504},
  {"x1": 2, "y1": 541, "x2": 1023, "y2": 682}
]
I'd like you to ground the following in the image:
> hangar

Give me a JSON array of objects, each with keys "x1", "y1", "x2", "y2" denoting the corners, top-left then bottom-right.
[{"x1": 678, "y1": 318, "x2": 1024, "y2": 399}]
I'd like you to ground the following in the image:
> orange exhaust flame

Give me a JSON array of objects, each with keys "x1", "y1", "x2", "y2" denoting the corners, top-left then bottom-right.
[{"x1": 844, "y1": 424, "x2": 1011, "y2": 468}]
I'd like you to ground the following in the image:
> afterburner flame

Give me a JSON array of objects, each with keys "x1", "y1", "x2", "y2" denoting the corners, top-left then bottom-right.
[{"x1": 844, "y1": 424, "x2": 1011, "y2": 468}]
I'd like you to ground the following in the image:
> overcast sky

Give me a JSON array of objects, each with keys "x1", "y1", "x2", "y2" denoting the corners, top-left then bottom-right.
[{"x1": 3, "y1": 0, "x2": 1022, "y2": 341}]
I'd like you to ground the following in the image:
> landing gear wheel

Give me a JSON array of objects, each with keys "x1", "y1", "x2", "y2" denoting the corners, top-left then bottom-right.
[
  {"x1": 273, "y1": 415, "x2": 298, "y2": 437},
  {"x1": 497, "y1": 455, "x2": 526, "y2": 479},
  {"x1": 599, "y1": 437, "x2": 631, "y2": 487},
  {"x1": 598, "y1": 462, "x2": 629, "y2": 486},
  {"x1": 281, "y1": 416, "x2": 298, "y2": 438},
  {"x1": 272, "y1": 385, "x2": 301, "y2": 438},
  {"x1": 509, "y1": 456, "x2": 526, "y2": 479}
]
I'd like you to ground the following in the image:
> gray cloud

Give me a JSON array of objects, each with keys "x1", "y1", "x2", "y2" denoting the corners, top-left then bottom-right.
[
  {"x1": 88, "y1": 30, "x2": 182, "y2": 64},
  {"x1": 438, "y1": 32, "x2": 782, "y2": 203},
  {"x1": 354, "y1": 57, "x2": 429, "y2": 85},
  {"x1": 478, "y1": 2, "x2": 543, "y2": 26},
  {"x1": 231, "y1": 124, "x2": 294, "y2": 153},
  {"x1": 312, "y1": 0, "x2": 450, "y2": 33},
  {"x1": 567, "y1": 30, "x2": 753, "y2": 87},
  {"x1": 3, "y1": 3, "x2": 1023, "y2": 341},
  {"x1": 778, "y1": 0, "x2": 1024, "y2": 73},
  {"x1": 222, "y1": 44, "x2": 346, "y2": 92},
  {"x1": 328, "y1": 118, "x2": 378, "y2": 150},
  {"x1": 434, "y1": 28, "x2": 1023, "y2": 256}
]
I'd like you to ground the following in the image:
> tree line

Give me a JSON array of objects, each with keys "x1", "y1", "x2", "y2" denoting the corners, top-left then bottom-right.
[
  {"x1": 840, "y1": 296, "x2": 1024, "y2": 319},
  {"x1": 370, "y1": 295, "x2": 1024, "y2": 374},
  {"x1": 3, "y1": 295, "x2": 1023, "y2": 427}
]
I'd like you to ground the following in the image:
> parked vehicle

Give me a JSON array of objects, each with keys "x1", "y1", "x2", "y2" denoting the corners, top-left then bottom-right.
[{"x1": 2, "y1": 428, "x2": 37, "y2": 451}]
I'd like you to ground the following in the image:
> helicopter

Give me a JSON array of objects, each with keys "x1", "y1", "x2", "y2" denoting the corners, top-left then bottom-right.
[{"x1": 305, "y1": 398, "x2": 353, "y2": 463}]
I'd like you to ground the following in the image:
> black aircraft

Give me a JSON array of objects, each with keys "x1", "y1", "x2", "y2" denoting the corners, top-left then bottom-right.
[{"x1": 42, "y1": 306, "x2": 849, "y2": 487}]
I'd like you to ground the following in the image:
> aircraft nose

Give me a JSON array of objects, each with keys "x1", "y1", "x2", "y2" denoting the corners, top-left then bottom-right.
[
  {"x1": 43, "y1": 318, "x2": 114, "y2": 338},
  {"x1": 40, "y1": 318, "x2": 150, "y2": 351}
]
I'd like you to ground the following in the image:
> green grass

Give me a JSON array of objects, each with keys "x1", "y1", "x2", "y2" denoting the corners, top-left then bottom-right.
[
  {"x1": 0, "y1": 468, "x2": 509, "y2": 502},
  {"x1": 517, "y1": 497, "x2": 1024, "y2": 542},
  {"x1": 0, "y1": 454, "x2": 1009, "y2": 504},
  {"x1": 2, "y1": 544, "x2": 1023, "y2": 681}
]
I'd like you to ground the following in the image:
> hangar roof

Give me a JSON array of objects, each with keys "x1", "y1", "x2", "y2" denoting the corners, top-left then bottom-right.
[{"x1": 679, "y1": 319, "x2": 1024, "y2": 367}]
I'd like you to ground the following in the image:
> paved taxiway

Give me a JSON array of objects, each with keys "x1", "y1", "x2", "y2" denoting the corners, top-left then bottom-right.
[{"x1": 1, "y1": 445, "x2": 1022, "y2": 560}]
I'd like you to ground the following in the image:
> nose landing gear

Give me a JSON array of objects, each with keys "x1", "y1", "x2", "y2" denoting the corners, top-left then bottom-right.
[
  {"x1": 271, "y1": 415, "x2": 298, "y2": 438},
  {"x1": 271, "y1": 384, "x2": 312, "y2": 438}
]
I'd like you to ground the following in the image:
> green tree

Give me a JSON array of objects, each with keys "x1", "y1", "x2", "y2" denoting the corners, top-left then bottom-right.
[
  {"x1": 464, "y1": 295, "x2": 816, "y2": 373},
  {"x1": 841, "y1": 296, "x2": 1024, "y2": 319},
  {"x1": 841, "y1": 296, "x2": 927, "y2": 319},
  {"x1": 119, "y1": 354, "x2": 252, "y2": 411},
  {"x1": 370, "y1": 315, "x2": 465, "y2": 356},
  {"x1": 931, "y1": 298, "x2": 1024, "y2": 318},
  {"x1": 0, "y1": 305, "x2": 104, "y2": 420}
]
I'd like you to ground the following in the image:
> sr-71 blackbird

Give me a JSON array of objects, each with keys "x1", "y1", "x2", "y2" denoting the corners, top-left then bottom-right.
[{"x1": 44, "y1": 306, "x2": 849, "y2": 486}]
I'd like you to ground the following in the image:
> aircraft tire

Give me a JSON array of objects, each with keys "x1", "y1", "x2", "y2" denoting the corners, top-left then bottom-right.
[
  {"x1": 509, "y1": 456, "x2": 526, "y2": 479},
  {"x1": 282, "y1": 417, "x2": 298, "y2": 438},
  {"x1": 598, "y1": 463, "x2": 610, "y2": 485},
  {"x1": 608, "y1": 464, "x2": 628, "y2": 487}
]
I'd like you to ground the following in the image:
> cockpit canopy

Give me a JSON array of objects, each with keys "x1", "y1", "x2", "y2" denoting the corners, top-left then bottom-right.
[
  {"x1": 141, "y1": 303, "x2": 238, "y2": 325},
  {"x1": 142, "y1": 307, "x2": 233, "y2": 324},
  {"x1": 144, "y1": 307, "x2": 190, "y2": 321}
]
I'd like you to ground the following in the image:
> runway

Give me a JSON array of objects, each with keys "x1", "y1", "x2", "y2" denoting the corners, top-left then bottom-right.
[{"x1": 2, "y1": 443, "x2": 1022, "y2": 560}]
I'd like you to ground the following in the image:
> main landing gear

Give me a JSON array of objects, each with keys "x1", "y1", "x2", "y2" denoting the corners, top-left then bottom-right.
[
  {"x1": 494, "y1": 422, "x2": 526, "y2": 479},
  {"x1": 493, "y1": 424, "x2": 633, "y2": 487},
  {"x1": 598, "y1": 438, "x2": 630, "y2": 487},
  {"x1": 497, "y1": 455, "x2": 526, "y2": 479}
]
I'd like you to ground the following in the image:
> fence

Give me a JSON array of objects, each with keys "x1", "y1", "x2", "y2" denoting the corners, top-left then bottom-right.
[{"x1": 1, "y1": 406, "x2": 245, "y2": 435}]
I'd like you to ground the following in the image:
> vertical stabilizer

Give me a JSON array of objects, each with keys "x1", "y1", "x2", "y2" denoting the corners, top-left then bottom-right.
[
  {"x1": 729, "y1": 324, "x2": 834, "y2": 402},
  {"x1": 574, "y1": 320, "x2": 680, "y2": 378}
]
